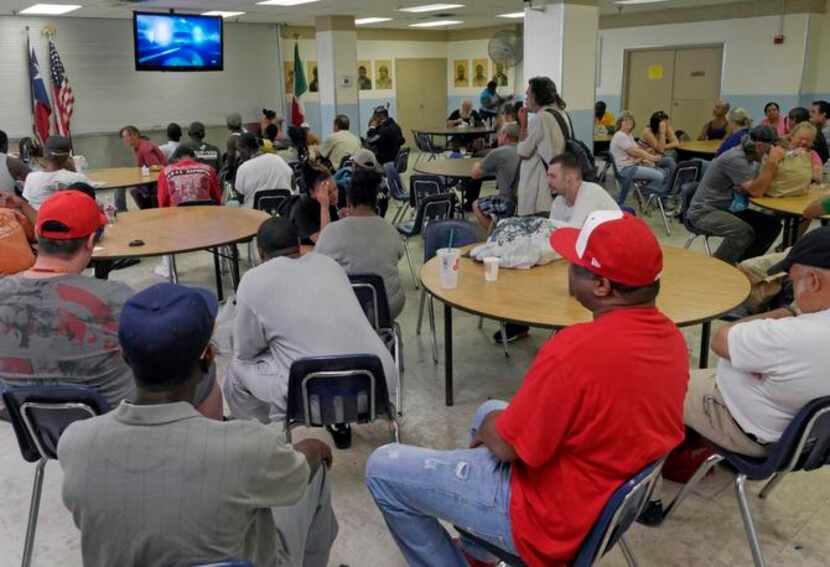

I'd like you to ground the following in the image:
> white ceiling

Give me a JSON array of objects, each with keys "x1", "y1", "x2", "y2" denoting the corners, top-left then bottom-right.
[{"x1": 1, "y1": 0, "x2": 755, "y2": 29}]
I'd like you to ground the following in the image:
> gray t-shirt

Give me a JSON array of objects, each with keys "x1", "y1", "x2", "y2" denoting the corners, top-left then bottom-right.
[
  {"x1": 232, "y1": 253, "x2": 397, "y2": 400},
  {"x1": 549, "y1": 182, "x2": 620, "y2": 228},
  {"x1": 689, "y1": 146, "x2": 757, "y2": 219},
  {"x1": 0, "y1": 274, "x2": 134, "y2": 408},
  {"x1": 480, "y1": 143, "x2": 520, "y2": 200},
  {"x1": 315, "y1": 216, "x2": 405, "y2": 319},
  {"x1": 58, "y1": 401, "x2": 310, "y2": 567}
]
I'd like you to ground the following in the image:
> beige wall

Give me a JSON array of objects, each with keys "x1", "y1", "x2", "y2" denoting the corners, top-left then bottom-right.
[{"x1": 802, "y1": 9, "x2": 830, "y2": 95}]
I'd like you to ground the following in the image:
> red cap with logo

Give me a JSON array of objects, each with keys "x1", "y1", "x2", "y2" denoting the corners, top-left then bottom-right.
[
  {"x1": 550, "y1": 210, "x2": 663, "y2": 287},
  {"x1": 35, "y1": 191, "x2": 107, "y2": 240}
]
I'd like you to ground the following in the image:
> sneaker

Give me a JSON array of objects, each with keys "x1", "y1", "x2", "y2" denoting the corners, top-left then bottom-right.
[
  {"x1": 153, "y1": 262, "x2": 171, "y2": 279},
  {"x1": 492, "y1": 324, "x2": 530, "y2": 345},
  {"x1": 326, "y1": 423, "x2": 352, "y2": 449}
]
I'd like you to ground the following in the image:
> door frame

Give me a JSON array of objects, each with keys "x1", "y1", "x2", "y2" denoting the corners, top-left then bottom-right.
[{"x1": 620, "y1": 42, "x2": 726, "y2": 112}]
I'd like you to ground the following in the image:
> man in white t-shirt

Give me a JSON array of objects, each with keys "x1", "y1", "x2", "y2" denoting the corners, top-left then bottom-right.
[
  {"x1": 319, "y1": 114, "x2": 362, "y2": 170},
  {"x1": 685, "y1": 227, "x2": 830, "y2": 456},
  {"x1": 234, "y1": 133, "x2": 293, "y2": 208},
  {"x1": 22, "y1": 136, "x2": 89, "y2": 209}
]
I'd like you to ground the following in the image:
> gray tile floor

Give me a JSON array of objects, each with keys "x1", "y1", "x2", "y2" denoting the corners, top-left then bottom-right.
[{"x1": 1, "y1": 166, "x2": 828, "y2": 567}]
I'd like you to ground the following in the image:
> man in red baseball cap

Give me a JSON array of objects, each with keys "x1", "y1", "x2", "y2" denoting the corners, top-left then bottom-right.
[{"x1": 366, "y1": 210, "x2": 689, "y2": 566}]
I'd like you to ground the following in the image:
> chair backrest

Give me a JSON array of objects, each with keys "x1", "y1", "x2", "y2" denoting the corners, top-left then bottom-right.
[
  {"x1": 410, "y1": 174, "x2": 446, "y2": 207},
  {"x1": 1, "y1": 384, "x2": 109, "y2": 463},
  {"x1": 395, "y1": 147, "x2": 410, "y2": 174},
  {"x1": 285, "y1": 354, "x2": 392, "y2": 430},
  {"x1": 349, "y1": 274, "x2": 393, "y2": 332},
  {"x1": 765, "y1": 396, "x2": 830, "y2": 474},
  {"x1": 177, "y1": 199, "x2": 217, "y2": 207},
  {"x1": 572, "y1": 458, "x2": 667, "y2": 567},
  {"x1": 667, "y1": 160, "x2": 702, "y2": 197},
  {"x1": 422, "y1": 219, "x2": 481, "y2": 262},
  {"x1": 409, "y1": 193, "x2": 456, "y2": 237},
  {"x1": 412, "y1": 131, "x2": 432, "y2": 153},
  {"x1": 679, "y1": 180, "x2": 701, "y2": 230},
  {"x1": 383, "y1": 162, "x2": 408, "y2": 201},
  {"x1": 253, "y1": 188, "x2": 292, "y2": 216}
]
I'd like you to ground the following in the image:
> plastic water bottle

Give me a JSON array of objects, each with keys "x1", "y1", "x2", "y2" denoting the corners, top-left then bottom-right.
[
  {"x1": 141, "y1": 165, "x2": 150, "y2": 178},
  {"x1": 104, "y1": 203, "x2": 117, "y2": 225}
]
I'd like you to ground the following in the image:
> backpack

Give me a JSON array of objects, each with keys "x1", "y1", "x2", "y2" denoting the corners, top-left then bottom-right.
[
  {"x1": 0, "y1": 209, "x2": 35, "y2": 275},
  {"x1": 544, "y1": 108, "x2": 598, "y2": 182}
]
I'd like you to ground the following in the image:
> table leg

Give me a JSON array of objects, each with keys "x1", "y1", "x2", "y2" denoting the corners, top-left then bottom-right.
[
  {"x1": 230, "y1": 245, "x2": 241, "y2": 291},
  {"x1": 699, "y1": 321, "x2": 711, "y2": 369},
  {"x1": 213, "y1": 249, "x2": 224, "y2": 303},
  {"x1": 444, "y1": 303, "x2": 454, "y2": 407},
  {"x1": 93, "y1": 260, "x2": 113, "y2": 280}
]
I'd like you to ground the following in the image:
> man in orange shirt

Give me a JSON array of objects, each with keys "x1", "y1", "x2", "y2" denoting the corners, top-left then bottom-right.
[{"x1": 366, "y1": 211, "x2": 688, "y2": 566}]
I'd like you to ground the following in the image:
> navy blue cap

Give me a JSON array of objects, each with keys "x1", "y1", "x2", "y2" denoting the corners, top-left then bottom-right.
[{"x1": 119, "y1": 283, "x2": 218, "y2": 382}]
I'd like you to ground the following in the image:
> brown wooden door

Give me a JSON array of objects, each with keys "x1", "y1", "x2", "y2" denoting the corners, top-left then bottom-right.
[
  {"x1": 671, "y1": 46, "x2": 724, "y2": 138},
  {"x1": 395, "y1": 58, "x2": 448, "y2": 146},
  {"x1": 624, "y1": 49, "x2": 676, "y2": 130}
]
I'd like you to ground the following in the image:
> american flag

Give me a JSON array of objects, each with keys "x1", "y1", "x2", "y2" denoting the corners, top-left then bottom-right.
[{"x1": 48, "y1": 40, "x2": 74, "y2": 138}]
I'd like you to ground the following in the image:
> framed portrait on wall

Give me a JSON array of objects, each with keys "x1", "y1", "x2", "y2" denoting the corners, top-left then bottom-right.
[
  {"x1": 375, "y1": 60, "x2": 393, "y2": 90},
  {"x1": 493, "y1": 62, "x2": 509, "y2": 88},
  {"x1": 357, "y1": 60, "x2": 373, "y2": 90},
  {"x1": 454, "y1": 60, "x2": 469, "y2": 87},
  {"x1": 308, "y1": 61, "x2": 319, "y2": 93},
  {"x1": 472, "y1": 59, "x2": 489, "y2": 87},
  {"x1": 284, "y1": 62, "x2": 294, "y2": 94}
]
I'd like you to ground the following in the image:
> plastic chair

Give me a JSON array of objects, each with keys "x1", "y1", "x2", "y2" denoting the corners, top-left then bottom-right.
[
  {"x1": 348, "y1": 274, "x2": 404, "y2": 414},
  {"x1": 409, "y1": 174, "x2": 446, "y2": 208},
  {"x1": 395, "y1": 146, "x2": 411, "y2": 175},
  {"x1": 396, "y1": 193, "x2": 456, "y2": 290},
  {"x1": 253, "y1": 188, "x2": 292, "y2": 216},
  {"x1": 662, "y1": 397, "x2": 830, "y2": 567},
  {"x1": 2, "y1": 384, "x2": 109, "y2": 567},
  {"x1": 679, "y1": 181, "x2": 714, "y2": 256},
  {"x1": 417, "y1": 220, "x2": 481, "y2": 363},
  {"x1": 641, "y1": 160, "x2": 701, "y2": 236},
  {"x1": 607, "y1": 153, "x2": 647, "y2": 212},
  {"x1": 455, "y1": 457, "x2": 667, "y2": 567},
  {"x1": 412, "y1": 131, "x2": 445, "y2": 165},
  {"x1": 284, "y1": 354, "x2": 400, "y2": 444},
  {"x1": 384, "y1": 162, "x2": 411, "y2": 224}
]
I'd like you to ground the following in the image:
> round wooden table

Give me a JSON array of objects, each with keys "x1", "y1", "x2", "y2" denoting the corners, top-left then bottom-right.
[
  {"x1": 752, "y1": 189, "x2": 830, "y2": 247},
  {"x1": 93, "y1": 206, "x2": 269, "y2": 300},
  {"x1": 414, "y1": 126, "x2": 495, "y2": 138},
  {"x1": 414, "y1": 158, "x2": 481, "y2": 179},
  {"x1": 421, "y1": 245, "x2": 750, "y2": 405},
  {"x1": 677, "y1": 140, "x2": 721, "y2": 159},
  {"x1": 87, "y1": 167, "x2": 160, "y2": 190}
]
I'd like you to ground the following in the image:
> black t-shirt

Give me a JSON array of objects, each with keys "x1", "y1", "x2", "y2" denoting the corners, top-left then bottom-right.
[
  {"x1": 447, "y1": 109, "x2": 483, "y2": 127},
  {"x1": 190, "y1": 141, "x2": 223, "y2": 173},
  {"x1": 367, "y1": 119, "x2": 405, "y2": 165},
  {"x1": 290, "y1": 195, "x2": 340, "y2": 241},
  {"x1": 814, "y1": 129, "x2": 830, "y2": 164}
]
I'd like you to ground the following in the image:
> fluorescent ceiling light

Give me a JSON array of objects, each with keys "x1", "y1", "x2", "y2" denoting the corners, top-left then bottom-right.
[
  {"x1": 497, "y1": 12, "x2": 525, "y2": 19},
  {"x1": 399, "y1": 4, "x2": 465, "y2": 13},
  {"x1": 257, "y1": 0, "x2": 320, "y2": 6},
  {"x1": 202, "y1": 11, "x2": 246, "y2": 18},
  {"x1": 20, "y1": 3, "x2": 82, "y2": 15},
  {"x1": 355, "y1": 17, "x2": 393, "y2": 25},
  {"x1": 409, "y1": 19, "x2": 463, "y2": 28},
  {"x1": 614, "y1": 0, "x2": 671, "y2": 4}
]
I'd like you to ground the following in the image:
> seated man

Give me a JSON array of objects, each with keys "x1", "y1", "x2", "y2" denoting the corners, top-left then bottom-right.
[
  {"x1": 472, "y1": 123, "x2": 521, "y2": 232},
  {"x1": 447, "y1": 99, "x2": 484, "y2": 152},
  {"x1": 224, "y1": 217, "x2": 398, "y2": 447},
  {"x1": 687, "y1": 125, "x2": 784, "y2": 264},
  {"x1": 158, "y1": 122, "x2": 182, "y2": 161},
  {"x1": 234, "y1": 132, "x2": 293, "y2": 208},
  {"x1": 157, "y1": 145, "x2": 222, "y2": 207},
  {"x1": 366, "y1": 106, "x2": 405, "y2": 166},
  {"x1": 58, "y1": 283, "x2": 337, "y2": 567},
  {"x1": 119, "y1": 125, "x2": 167, "y2": 211},
  {"x1": 684, "y1": 228, "x2": 830, "y2": 456},
  {"x1": 495, "y1": 153, "x2": 620, "y2": 344},
  {"x1": 22, "y1": 135, "x2": 88, "y2": 209},
  {"x1": 187, "y1": 121, "x2": 223, "y2": 173},
  {"x1": 319, "y1": 114, "x2": 362, "y2": 170},
  {"x1": 366, "y1": 211, "x2": 688, "y2": 566}
]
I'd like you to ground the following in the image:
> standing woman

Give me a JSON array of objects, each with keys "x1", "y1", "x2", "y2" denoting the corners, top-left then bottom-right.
[
  {"x1": 516, "y1": 76, "x2": 568, "y2": 216},
  {"x1": 641, "y1": 111, "x2": 680, "y2": 160},
  {"x1": 698, "y1": 99, "x2": 732, "y2": 140},
  {"x1": 761, "y1": 102, "x2": 789, "y2": 137}
]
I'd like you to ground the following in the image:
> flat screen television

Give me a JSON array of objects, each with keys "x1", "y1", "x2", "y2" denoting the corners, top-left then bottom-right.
[{"x1": 133, "y1": 12, "x2": 223, "y2": 72}]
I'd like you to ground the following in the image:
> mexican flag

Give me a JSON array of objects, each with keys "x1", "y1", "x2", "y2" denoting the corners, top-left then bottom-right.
[{"x1": 291, "y1": 43, "x2": 307, "y2": 127}]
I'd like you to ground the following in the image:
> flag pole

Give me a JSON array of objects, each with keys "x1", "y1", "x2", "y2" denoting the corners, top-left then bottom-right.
[{"x1": 25, "y1": 27, "x2": 37, "y2": 144}]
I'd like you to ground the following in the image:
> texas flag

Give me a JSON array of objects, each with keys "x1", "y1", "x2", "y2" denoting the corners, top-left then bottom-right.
[{"x1": 28, "y1": 37, "x2": 52, "y2": 145}]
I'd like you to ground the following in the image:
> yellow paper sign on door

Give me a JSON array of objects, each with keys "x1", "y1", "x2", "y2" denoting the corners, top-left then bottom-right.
[{"x1": 648, "y1": 64, "x2": 664, "y2": 80}]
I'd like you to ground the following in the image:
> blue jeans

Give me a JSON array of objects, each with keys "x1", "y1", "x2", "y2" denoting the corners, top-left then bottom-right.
[
  {"x1": 366, "y1": 400, "x2": 516, "y2": 566},
  {"x1": 618, "y1": 157, "x2": 676, "y2": 205}
]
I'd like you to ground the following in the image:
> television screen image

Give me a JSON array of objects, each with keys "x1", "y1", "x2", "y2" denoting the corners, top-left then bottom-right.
[{"x1": 133, "y1": 12, "x2": 223, "y2": 71}]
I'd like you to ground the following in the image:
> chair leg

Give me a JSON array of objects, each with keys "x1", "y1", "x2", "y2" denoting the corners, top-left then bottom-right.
[
  {"x1": 657, "y1": 198, "x2": 672, "y2": 236},
  {"x1": 427, "y1": 297, "x2": 439, "y2": 364},
  {"x1": 391, "y1": 417, "x2": 401, "y2": 443},
  {"x1": 683, "y1": 234, "x2": 696, "y2": 250},
  {"x1": 662, "y1": 453, "x2": 724, "y2": 522},
  {"x1": 499, "y1": 322, "x2": 510, "y2": 358},
  {"x1": 704, "y1": 237, "x2": 713, "y2": 256},
  {"x1": 168, "y1": 254, "x2": 178, "y2": 284},
  {"x1": 758, "y1": 472, "x2": 785, "y2": 500},
  {"x1": 21, "y1": 458, "x2": 47, "y2": 567},
  {"x1": 403, "y1": 238, "x2": 419, "y2": 290},
  {"x1": 736, "y1": 474, "x2": 767, "y2": 567},
  {"x1": 477, "y1": 316, "x2": 483, "y2": 330},
  {"x1": 619, "y1": 535, "x2": 638, "y2": 567},
  {"x1": 416, "y1": 289, "x2": 427, "y2": 335}
]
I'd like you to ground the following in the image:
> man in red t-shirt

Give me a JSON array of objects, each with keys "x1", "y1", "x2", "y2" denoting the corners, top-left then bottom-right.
[
  {"x1": 157, "y1": 146, "x2": 222, "y2": 208},
  {"x1": 118, "y1": 125, "x2": 167, "y2": 211},
  {"x1": 366, "y1": 211, "x2": 688, "y2": 567}
]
